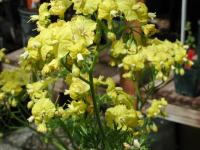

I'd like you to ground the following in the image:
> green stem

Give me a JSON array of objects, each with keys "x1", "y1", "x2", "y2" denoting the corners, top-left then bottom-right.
[
  {"x1": 89, "y1": 72, "x2": 108, "y2": 149},
  {"x1": 52, "y1": 140, "x2": 68, "y2": 150},
  {"x1": 88, "y1": 52, "x2": 111, "y2": 150},
  {"x1": 51, "y1": 131, "x2": 68, "y2": 150}
]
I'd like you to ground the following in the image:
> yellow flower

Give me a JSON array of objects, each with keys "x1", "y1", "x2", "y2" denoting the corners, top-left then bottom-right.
[
  {"x1": 50, "y1": 0, "x2": 72, "y2": 18},
  {"x1": 105, "y1": 105, "x2": 138, "y2": 130},
  {"x1": 105, "y1": 77, "x2": 116, "y2": 91},
  {"x1": 107, "y1": 87, "x2": 134, "y2": 109},
  {"x1": 37, "y1": 123, "x2": 47, "y2": 133},
  {"x1": 72, "y1": 0, "x2": 100, "y2": 15},
  {"x1": 62, "y1": 100, "x2": 87, "y2": 119},
  {"x1": 147, "y1": 98, "x2": 168, "y2": 118},
  {"x1": 55, "y1": 107, "x2": 65, "y2": 116},
  {"x1": 40, "y1": 45, "x2": 54, "y2": 61},
  {"x1": 116, "y1": 1, "x2": 148, "y2": 23},
  {"x1": 34, "y1": 3, "x2": 51, "y2": 30},
  {"x1": 150, "y1": 123, "x2": 158, "y2": 132},
  {"x1": 98, "y1": 0, "x2": 118, "y2": 28},
  {"x1": 116, "y1": 0, "x2": 137, "y2": 21},
  {"x1": 1, "y1": 82, "x2": 22, "y2": 95},
  {"x1": 0, "y1": 93, "x2": 5, "y2": 101},
  {"x1": 10, "y1": 98, "x2": 17, "y2": 107},
  {"x1": 27, "y1": 81, "x2": 46, "y2": 94},
  {"x1": 107, "y1": 32, "x2": 116, "y2": 41},
  {"x1": 56, "y1": 16, "x2": 96, "y2": 60},
  {"x1": 32, "y1": 98, "x2": 56, "y2": 123},
  {"x1": 142, "y1": 24, "x2": 157, "y2": 36},
  {"x1": 42, "y1": 59, "x2": 59, "y2": 76},
  {"x1": 72, "y1": 64, "x2": 80, "y2": 77},
  {"x1": 0, "y1": 69, "x2": 30, "y2": 98},
  {"x1": 27, "y1": 79, "x2": 54, "y2": 101},
  {"x1": 132, "y1": 2, "x2": 148, "y2": 23},
  {"x1": 0, "y1": 48, "x2": 6, "y2": 62},
  {"x1": 122, "y1": 53, "x2": 145, "y2": 71},
  {"x1": 111, "y1": 39, "x2": 127, "y2": 58},
  {"x1": 71, "y1": 16, "x2": 96, "y2": 46},
  {"x1": 27, "y1": 101, "x2": 34, "y2": 109},
  {"x1": 66, "y1": 77, "x2": 90, "y2": 100},
  {"x1": 26, "y1": 37, "x2": 41, "y2": 60}
]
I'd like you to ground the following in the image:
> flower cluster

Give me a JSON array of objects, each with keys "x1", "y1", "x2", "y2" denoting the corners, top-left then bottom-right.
[
  {"x1": 111, "y1": 38, "x2": 192, "y2": 80},
  {"x1": 0, "y1": 69, "x2": 30, "y2": 107},
  {"x1": 1, "y1": 0, "x2": 190, "y2": 149},
  {"x1": 147, "y1": 98, "x2": 168, "y2": 118}
]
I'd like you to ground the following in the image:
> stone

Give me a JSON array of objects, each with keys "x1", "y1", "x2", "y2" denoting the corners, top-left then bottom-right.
[
  {"x1": 4, "y1": 127, "x2": 56, "y2": 150},
  {"x1": 0, "y1": 143, "x2": 21, "y2": 150}
]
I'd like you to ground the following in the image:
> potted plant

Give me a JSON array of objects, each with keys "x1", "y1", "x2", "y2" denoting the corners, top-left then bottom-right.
[
  {"x1": 174, "y1": 22, "x2": 199, "y2": 97},
  {"x1": 0, "y1": 0, "x2": 191, "y2": 149}
]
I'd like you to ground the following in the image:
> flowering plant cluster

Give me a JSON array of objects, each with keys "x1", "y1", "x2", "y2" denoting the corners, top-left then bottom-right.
[
  {"x1": 0, "y1": 0, "x2": 192, "y2": 149},
  {"x1": 184, "y1": 22, "x2": 197, "y2": 70}
]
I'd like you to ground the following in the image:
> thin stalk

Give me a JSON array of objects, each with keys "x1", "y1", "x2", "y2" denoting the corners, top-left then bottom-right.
[
  {"x1": 52, "y1": 140, "x2": 68, "y2": 150},
  {"x1": 88, "y1": 52, "x2": 111, "y2": 150},
  {"x1": 51, "y1": 131, "x2": 68, "y2": 150}
]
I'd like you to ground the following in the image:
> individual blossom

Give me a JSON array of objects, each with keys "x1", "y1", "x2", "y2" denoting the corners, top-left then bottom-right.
[
  {"x1": 150, "y1": 123, "x2": 158, "y2": 132},
  {"x1": 116, "y1": 0, "x2": 137, "y2": 21},
  {"x1": 31, "y1": 3, "x2": 51, "y2": 31},
  {"x1": 25, "y1": 27, "x2": 58, "y2": 62},
  {"x1": 107, "y1": 87, "x2": 134, "y2": 109},
  {"x1": 37, "y1": 122, "x2": 48, "y2": 133},
  {"x1": 9, "y1": 98, "x2": 18, "y2": 107},
  {"x1": 72, "y1": 0, "x2": 101, "y2": 15},
  {"x1": 0, "y1": 93, "x2": 5, "y2": 101},
  {"x1": 148, "y1": 12, "x2": 156, "y2": 20},
  {"x1": 49, "y1": 0, "x2": 72, "y2": 18},
  {"x1": 132, "y1": 2, "x2": 148, "y2": 23},
  {"x1": 142, "y1": 24, "x2": 157, "y2": 37},
  {"x1": 31, "y1": 98, "x2": 56, "y2": 125},
  {"x1": 71, "y1": 64, "x2": 80, "y2": 77},
  {"x1": 98, "y1": 0, "x2": 118, "y2": 28},
  {"x1": 147, "y1": 98, "x2": 168, "y2": 118},
  {"x1": 107, "y1": 32, "x2": 116, "y2": 41},
  {"x1": 122, "y1": 52, "x2": 145, "y2": 72},
  {"x1": 0, "y1": 48, "x2": 6, "y2": 61},
  {"x1": 26, "y1": 78, "x2": 54, "y2": 101},
  {"x1": 111, "y1": 39, "x2": 127, "y2": 58},
  {"x1": 0, "y1": 48, "x2": 9, "y2": 63},
  {"x1": 27, "y1": 81, "x2": 46, "y2": 95},
  {"x1": 25, "y1": 36, "x2": 42, "y2": 60},
  {"x1": 62, "y1": 100, "x2": 87, "y2": 119},
  {"x1": 65, "y1": 77, "x2": 90, "y2": 100},
  {"x1": 105, "y1": 105, "x2": 138, "y2": 130},
  {"x1": 126, "y1": 38, "x2": 137, "y2": 54},
  {"x1": 57, "y1": 16, "x2": 96, "y2": 60},
  {"x1": 42, "y1": 59, "x2": 60, "y2": 76},
  {"x1": 105, "y1": 77, "x2": 116, "y2": 91},
  {"x1": 116, "y1": 1, "x2": 148, "y2": 23},
  {"x1": 70, "y1": 16, "x2": 96, "y2": 46}
]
